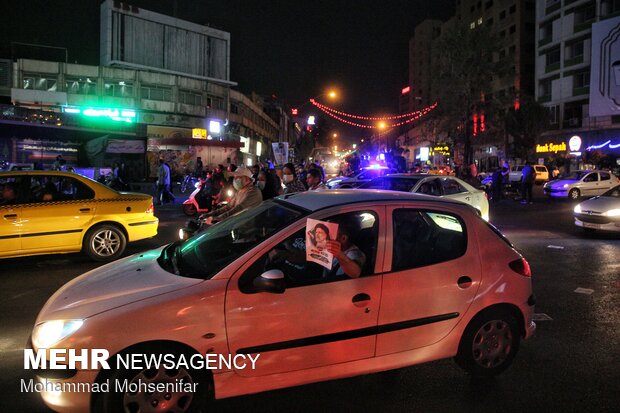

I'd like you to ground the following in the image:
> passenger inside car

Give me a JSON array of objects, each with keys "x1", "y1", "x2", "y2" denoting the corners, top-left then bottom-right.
[{"x1": 0, "y1": 182, "x2": 17, "y2": 205}]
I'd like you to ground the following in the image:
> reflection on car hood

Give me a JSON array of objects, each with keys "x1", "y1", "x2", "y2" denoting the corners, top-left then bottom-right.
[
  {"x1": 36, "y1": 247, "x2": 202, "y2": 321},
  {"x1": 577, "y1": 196, "x2": 620, "y2": 212}
]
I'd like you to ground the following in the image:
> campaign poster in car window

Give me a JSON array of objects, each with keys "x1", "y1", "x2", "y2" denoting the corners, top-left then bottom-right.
[{"x1": 306, "y1": 218, "x2": 338, "y2": 269}]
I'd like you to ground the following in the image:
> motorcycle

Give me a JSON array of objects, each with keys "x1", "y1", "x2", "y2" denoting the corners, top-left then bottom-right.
[{"x1": 182, "y1": 179, "x2": 215, "y2": 216}]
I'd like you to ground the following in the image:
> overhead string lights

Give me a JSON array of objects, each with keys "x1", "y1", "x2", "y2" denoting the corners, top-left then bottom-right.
[{"x1": 309, "y1": 99, "x2": 438, "y2": 129}]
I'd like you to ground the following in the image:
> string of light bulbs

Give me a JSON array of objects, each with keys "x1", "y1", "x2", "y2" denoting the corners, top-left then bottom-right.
[
  {"x1": 310, "y1": 99, "x2": 438, "y2": 120},
  {"x1": 310, "y1": 100, "x2": 437, "y2": 129}
]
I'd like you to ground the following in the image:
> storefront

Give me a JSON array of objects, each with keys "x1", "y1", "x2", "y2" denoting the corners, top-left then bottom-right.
[{"x1": 535, "y1": 130, "x2": 620, "y2": 174}]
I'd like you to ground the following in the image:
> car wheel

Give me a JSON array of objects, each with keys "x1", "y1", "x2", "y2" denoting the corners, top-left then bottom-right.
[
  {"x1": 93, "y1": 349, "x2": 212, "y2": 413},
  {"x1": 455, "y1": 309, "x2": 520, "y2": 377},
  {"x1": 340, "y1": 184, "x2": 352, "y2": 189},
  {"x1": 83, "y1": 224, "x2": 127, "y2": 261},
  {"x1": 568, "y1": 188, "x2": 580, "y2": 200},
  {"x1": 182, "y1": 203, "x2": 197, "y2": 216}
]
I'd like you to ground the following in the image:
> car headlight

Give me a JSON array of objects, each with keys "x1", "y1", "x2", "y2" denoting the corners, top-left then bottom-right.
[
  {"x1": 563, "y1": 184, "x2": 569, "y2": 188},
  {"x1": 574, "y1": 205, "x2": 582, "y2": 213},
  {"x1": 32, "y1": 320, "x2": 84, "y2": 349},
  {"x1": 605, "y1": 209, "x2": 620, "y2": 217}
]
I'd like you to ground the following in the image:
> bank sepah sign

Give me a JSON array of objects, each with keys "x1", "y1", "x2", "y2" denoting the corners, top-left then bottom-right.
[{"x1": 536, "y1": 142, "x2": 567, "y2": 154}]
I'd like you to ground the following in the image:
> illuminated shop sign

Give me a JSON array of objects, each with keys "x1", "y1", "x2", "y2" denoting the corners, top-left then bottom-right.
[
  {"x1": 430, "y1": 145, "x2": 451, "y2": 156},
  {"x1": 536, "y1": 142, "x2": 566, "y2": 153},
  {"x1": 192, "y1": 128, "x2": 207, "y2": 139},
  {"x1": 586, "y1": 139, "x2": 620, "y2": 150},
  {"x1": 569, "y1": 135, "x2": 582, "y2": 153},
  {"x1": 62, "y1": 106, "x2": 137, "y2": 123}
]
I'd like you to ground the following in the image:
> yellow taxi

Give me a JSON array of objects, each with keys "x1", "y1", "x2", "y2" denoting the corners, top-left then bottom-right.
[{"x1": 0, "y1": 171, "x2": 158, "y2": 261}]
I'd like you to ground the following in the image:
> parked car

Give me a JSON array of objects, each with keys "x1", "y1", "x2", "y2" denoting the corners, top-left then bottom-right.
[
  {"x1": 543, "y1": 170, "x2": 620, "y2": 200},
  {"x1": 326, "y1": 165, "x2": 397, "y2": 188},
  {"x1": 0, "y1": 171, "x2": 158, "y2": 261},
  {"x1": 359, "y1": 174, "x2": 489, "y2": 221},
  {"x1": 573, "y1": 184, "x2": 620, "y2": 232},
  {"x1": 508, "y1": 165, "x2": 549, "y2": 184},
  {"x1": 31, "y1": 190, "x2": 535, "y2": 413}
]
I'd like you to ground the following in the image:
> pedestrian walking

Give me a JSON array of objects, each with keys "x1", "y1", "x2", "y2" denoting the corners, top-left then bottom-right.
[{"x1": 156, "y1": 159, "x2": 175, "y2": 205}]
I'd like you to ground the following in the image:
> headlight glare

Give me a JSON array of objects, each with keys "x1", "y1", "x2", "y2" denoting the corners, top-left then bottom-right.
[
  {"x1": 574, "y1": 205, "x2": 582, "y2": 213},
  {"x1": 563, "y1": 184, "x2": 569, "y2": 188},
  {"x1": 605, "y1": 209, "x2": 620, "y2": 217},
  {"x1": 32, "y1": 320, "x2": 84, "y2": 349}
]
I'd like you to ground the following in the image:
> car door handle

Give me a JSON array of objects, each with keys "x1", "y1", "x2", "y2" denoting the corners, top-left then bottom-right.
[
  {"x1": 457, "y1": 276, "x2": 473, "y2": 289},
  {"x1": 79, "y1": 208, "x2": 91, "y2": 212},
  {"x1": 352, "y1": 293, "x2": 371, "y2": 303},
  {"x1": 3, "y1": 214, "x2": 17, "y2": 219}
]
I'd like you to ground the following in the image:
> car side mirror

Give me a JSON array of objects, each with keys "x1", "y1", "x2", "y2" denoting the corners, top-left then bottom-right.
[{"x1": 253, "y1": 269, "x2": 285, "y2": 294}]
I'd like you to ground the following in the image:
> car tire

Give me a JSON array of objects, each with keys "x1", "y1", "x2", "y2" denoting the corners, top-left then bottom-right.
[
  {"x1": 568, "y1": 188, "x2": 580, "y2": 200},
  {"x1": 340, "y1": 184, "x2": 352, "y2": 189},
  {"x1": 93, "y1": 348, "x2": 212, "y2": 413},
  {"x1": 455, "y1": 308, "x2": 520, "y2": 378},
  {"x1": 83, "y1": 224, "x2": 127, "y2": 262},
  {"x1": 183, "y1": 203, "x2": 197, "y2": 216}
]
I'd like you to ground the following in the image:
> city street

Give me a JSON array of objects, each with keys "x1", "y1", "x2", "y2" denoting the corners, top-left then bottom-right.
[{"x1": 1, "y1": 187, "x2": 618, "y2": 413}]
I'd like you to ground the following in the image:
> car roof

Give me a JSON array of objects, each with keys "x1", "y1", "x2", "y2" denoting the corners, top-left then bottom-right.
[{"x1": 277, "y1": 189, "x2": 467, "y2": 212}]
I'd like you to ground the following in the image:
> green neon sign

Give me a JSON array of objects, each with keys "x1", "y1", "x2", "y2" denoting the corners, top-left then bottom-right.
[{"x1": 62, "y1": 106, "x2": 137, "y2": 123}]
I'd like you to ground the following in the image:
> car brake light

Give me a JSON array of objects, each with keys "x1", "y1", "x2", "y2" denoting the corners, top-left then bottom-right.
[
  {"x1": 146, "y1": 203, "x2": 154, "y2": 214},
  {"x1": 509, "y1": 257, "x2": 531, "y2": 277}
]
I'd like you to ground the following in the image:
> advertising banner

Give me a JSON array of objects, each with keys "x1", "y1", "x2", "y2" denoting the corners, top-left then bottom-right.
[
  {"x1": 589, "y1": 16, "x2": 620, "y2": 117},
  {"x1": 272, "y1": 142, "x2": 289, "y2": 165}
]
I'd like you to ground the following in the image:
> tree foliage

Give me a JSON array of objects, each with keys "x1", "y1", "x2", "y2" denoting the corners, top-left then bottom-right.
[{"x1": 504, "y1": 95, "x2": 549, "y2": 160}]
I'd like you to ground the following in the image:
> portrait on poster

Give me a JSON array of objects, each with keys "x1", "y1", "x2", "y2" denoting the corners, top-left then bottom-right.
[{"x1": 306, "y1": 218, "x2": 338, "y2": 269}]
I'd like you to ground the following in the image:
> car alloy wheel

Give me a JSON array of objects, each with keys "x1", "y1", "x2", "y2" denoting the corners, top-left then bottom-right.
[
  {"x1": 455, "y1": 309, "x2": 520, "y2": 377},
  {"x1": 94, "y1": 349, "x2": 211, "y2": 413},
  {"x1": 569, "y1": 188, "x2": 580, "y2": 200},
  {"x1": 84, "y1": 225, "x2": 126, "y2": 261}
]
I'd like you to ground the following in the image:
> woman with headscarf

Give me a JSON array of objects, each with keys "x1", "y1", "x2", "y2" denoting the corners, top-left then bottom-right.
[{"x1": 282, "y1": 163, "x2": 306, "y2": 194}]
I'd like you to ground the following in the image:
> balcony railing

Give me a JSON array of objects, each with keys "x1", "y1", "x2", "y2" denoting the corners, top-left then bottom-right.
[
  {"x1": 573, "y1": 86, "x2": 590, "y2": 96},
  {"x1": 538, "y1": 37, "x2": 553, "y2": 47},
  {"x1": 545, "y1": 62, "x2": 561, "y2": 73}
]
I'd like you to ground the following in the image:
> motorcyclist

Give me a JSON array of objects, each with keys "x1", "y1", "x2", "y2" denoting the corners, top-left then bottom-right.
[{"x1": 201, "y1": 167, "x2": 263, "y2": 225}]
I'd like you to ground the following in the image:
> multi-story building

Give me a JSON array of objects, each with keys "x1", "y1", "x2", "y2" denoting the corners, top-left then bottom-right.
[
  {"x1": 0, "y1": 1, "x2": 281, "y2": 179},
  {"x1": 535, "y1": 0, "x2": 620, "y2": 171},
  {"x1": 399, "y1": 1, "x2": 538, "y2": 169}
]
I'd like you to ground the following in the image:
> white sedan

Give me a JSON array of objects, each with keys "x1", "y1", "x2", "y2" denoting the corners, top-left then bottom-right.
[
  {"x1": 544, "y1": 170, "x2": 620, "y2": 200},
  {"x1": 360, "y1": 174, "x2": 489, "y2": 221},
  {"x1": 573, "y1": 184, "x2": 620, "y2": 232}
]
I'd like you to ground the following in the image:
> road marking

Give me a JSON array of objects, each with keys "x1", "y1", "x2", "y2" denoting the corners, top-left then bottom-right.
[
  {"x1": 532, "y1": 313, "x2": 553, "y2": 321},
  {"x1": 547, "y1": 245, "x2": 565, "y2": 249},
  {"x1": 574, "y1": 287, "x2": 594, "y2": 295}
]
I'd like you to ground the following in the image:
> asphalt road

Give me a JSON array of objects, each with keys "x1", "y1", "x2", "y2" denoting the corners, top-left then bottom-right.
[{"x1": 0, "y1": 187, "x2": 618, "y2": 412}]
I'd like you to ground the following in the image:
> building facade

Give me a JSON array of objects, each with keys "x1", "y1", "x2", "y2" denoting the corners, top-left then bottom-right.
[{"x1": 535, "y1": 0, "x2": 620, "y2": 172}]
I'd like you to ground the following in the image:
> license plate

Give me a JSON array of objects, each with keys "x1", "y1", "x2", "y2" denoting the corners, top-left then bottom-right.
[{"x1": 583, "y1": 222, "x2": 600, "y2": 229}]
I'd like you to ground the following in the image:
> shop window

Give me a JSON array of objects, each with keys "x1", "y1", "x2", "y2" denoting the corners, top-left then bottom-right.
[
  {"x1": 22, "y1": 74, "x2": 57, "y2": 92},
  {"x1": 179, "y1": 89, "x2": 202, "y2": 106},
  {"x1": 140, "y1": 85, "x2": 171, "y2": 102},
  {"x1": 105, "y1": 80, "x2": 134, "y2": 98},
  {"x1": 65, "y1": 77, "x2": 97, "y2": 95}
]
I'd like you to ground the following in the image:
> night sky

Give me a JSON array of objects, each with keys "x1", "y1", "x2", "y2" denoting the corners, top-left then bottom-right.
[{"x1": 3, "y1": 0, "x2": 454, "y2": 136}]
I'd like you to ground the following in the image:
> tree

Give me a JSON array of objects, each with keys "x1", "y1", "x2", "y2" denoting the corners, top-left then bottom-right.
[
  {"x1": 503, "y1": 95, "x2": 549, "y2": 160},
  {"x1": 431, "y1": 22, "x2": 511, "y2": 164}
]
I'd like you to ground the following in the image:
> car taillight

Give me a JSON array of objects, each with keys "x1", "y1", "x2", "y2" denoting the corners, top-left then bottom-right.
[
  {"x1": 509, "y1": 257, "x2": 531, "y2": 277},
  {"x1": 146, "y1": 203, "x2": 154, "y2": 214}
]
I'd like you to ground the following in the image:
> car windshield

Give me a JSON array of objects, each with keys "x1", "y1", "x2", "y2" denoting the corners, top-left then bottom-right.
[{"x1": 159, "y1": 200, "x2": 306, "y2": 279}]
